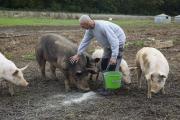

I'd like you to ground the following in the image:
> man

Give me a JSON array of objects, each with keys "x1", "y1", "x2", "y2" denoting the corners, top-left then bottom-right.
[{"x1": 70, "y1": 15, "x2": 126, "y2": 95}]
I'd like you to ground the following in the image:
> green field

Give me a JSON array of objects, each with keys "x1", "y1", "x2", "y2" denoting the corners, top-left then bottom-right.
[
  {"x1": 0, "y1": 17, "x2": 79, "y2": 26},
  {"x1": 0, "y1": 17, "x2": 179, "y2": 28}
]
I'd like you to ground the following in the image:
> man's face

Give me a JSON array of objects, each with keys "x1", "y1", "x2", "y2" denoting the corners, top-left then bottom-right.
[{"x1": 80, "y1": 21, "x2": 90, "y2": 29}]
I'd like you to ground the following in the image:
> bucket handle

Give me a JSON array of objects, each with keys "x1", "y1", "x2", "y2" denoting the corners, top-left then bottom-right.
[
  {"x1": 105, "y1": 64, "x2": 110, "y2": 71},
  {"x1": 105, "y1": 64, "x2": 117, "y2": 72}
]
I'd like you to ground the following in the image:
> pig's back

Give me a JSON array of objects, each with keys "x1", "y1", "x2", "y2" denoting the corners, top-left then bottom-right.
[
  {"x1": 40, "y1": 34, "x2": 76, "y2": 48},
  {"x1": 120, "y1": 59, "x2": 129, "y2": 71},
  {"x1": 139, "y1": 47, "x2": 169, "y2": 74},
  {"x1": 0, "y1": 52, "x2": 7, "y2": 62},
  {"x1": 120, "y1": 59, "x2": 130, "y2": 75},
  {"x1": 39, "y1": 34, "x2": 77, "y2": 61},
  {"x1": 0, "y1": 52, "x2": 12, "y2": 65},
  {"x1": 0, "y1": 52, "x2": 17, "y2": 74},
  {"x1": 0, "y1": 53, "x2": 5, "y2": 76},
  {"x1": 40, "y1": 34, "x2": 76, "y2": 50}
]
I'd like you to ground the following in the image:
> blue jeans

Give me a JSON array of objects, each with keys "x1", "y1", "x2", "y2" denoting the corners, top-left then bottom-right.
[{"x1": 100, "y1": 47, "x2": 123, "y2": 71}]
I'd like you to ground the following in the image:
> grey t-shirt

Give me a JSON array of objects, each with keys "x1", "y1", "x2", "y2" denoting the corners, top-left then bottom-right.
[{"x1": 78, "y1": 20, "x2": 126, "y2": 59}]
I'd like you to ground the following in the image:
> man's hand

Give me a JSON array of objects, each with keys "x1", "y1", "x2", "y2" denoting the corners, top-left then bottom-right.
[
  {"x1": 109, "y1": 57, "x2": 117, "y2": 65},
  {"x1": 70, "y1": 54, "x2": 80, "y2": 64}
]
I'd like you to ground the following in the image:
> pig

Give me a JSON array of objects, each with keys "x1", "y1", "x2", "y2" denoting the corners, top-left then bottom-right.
[
  {"x1": 136, "y1": 47, "x2": 169, "y2": 98},
  {"x1": 35, "y1": 34, "x2": 96, "y2": 92},
  {"x1": 91, "y1": 48, "x2": 131, "y2": 84},
  {"x1": 0, "y1": 52, "x2": 28, "y2": 95},
  {"x1": 120, "y1": 59, "x2": 131, "y2": 84}
]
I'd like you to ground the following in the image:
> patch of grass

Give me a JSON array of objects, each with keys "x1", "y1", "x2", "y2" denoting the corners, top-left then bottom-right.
[
  {"x1": 0, "y1": 17, "x2": 79, "y2": 26},
  {"x1": 134, "y1": 40, "x2": 144, "y2": 47},
  {"x1": 0, "y1": 17, "x2": 179, "y2": 29},
  {"x1": 113, "y1": 19, "x2": 180, "y2": 29},
  {"x1": 3, "y1": 52, "x2": 13, "y2": 59},
  {"x1": 125, "y1": 40, "x2": 144, "y2": 48},
  {"x1": 173, "y1": 38, "x2": 180, "y2": 45},
  {"x1": 22, "y1": 52, "x2": 36, "y2": 60},
  {"x1": 113, "y1": 19, "x2": 153, "y2": 27}
]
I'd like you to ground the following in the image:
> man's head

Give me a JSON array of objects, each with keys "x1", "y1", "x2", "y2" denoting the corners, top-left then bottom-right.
[{"x1": 79, "y1": 15, "x2": 94, "y2": 29}]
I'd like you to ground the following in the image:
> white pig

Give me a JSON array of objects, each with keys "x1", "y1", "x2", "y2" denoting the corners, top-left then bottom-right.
[
  {"x1": 136, "y1": 47, "x2": 169, "y2": 98},
  {"x1": 0, "y1": 52, "x2": 28, "y2": 95},
  {"x1": 91, "y1": 49, "x2": 131, "y2": 84}
]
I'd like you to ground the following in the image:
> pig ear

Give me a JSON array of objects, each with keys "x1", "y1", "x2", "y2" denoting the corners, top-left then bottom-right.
[
  {"x1": 129, "y1": 67, "x2": 137, "y2": 71},
  {"x1": 20, "y1": 65, "x2": 29, "y2": 71},
  {"x1": 150, "y1": 72, "x2": 155, "y2": 80},
  {"x1": 159, "y1": 74, "x2": 166, "y2": 79},
  {"x1": 13, "y1": 70, "x2": 19, "y2": 76},
  {"x1": 85, "y1": 55, "x2": 94, "y2": 68},
  {"x1": 87, "y1": 68, "x2": 97, "y2": 74},
  {"x1": 94, "y1": 58, "x2": 100, "y2": 63}
]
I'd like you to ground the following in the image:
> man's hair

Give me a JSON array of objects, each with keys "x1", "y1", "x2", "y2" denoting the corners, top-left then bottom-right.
[{"x1": 79, "y1": 15, "x2": 92, "y2": 24}]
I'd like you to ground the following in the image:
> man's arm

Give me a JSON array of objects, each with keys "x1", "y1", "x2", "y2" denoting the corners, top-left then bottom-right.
[
  {"x1": 104, "y1": 26, "x2": 119, "y2": 59},
  {"x1": 70, "y1": 30, "x2": 93, "y2": 64},
  {"x1": 77, "y1": 30, "x2": 93, "y2": 55}
]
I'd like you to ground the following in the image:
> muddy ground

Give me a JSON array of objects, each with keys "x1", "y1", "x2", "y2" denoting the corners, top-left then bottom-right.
[{"x1": 0, "y1": 25, "x2": 180, "y2": 120}]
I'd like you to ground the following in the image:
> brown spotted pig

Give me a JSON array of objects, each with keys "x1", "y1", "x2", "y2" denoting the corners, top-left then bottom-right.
[{"x1": 35, "y1": 34, "x2": 96, "y2": 92}]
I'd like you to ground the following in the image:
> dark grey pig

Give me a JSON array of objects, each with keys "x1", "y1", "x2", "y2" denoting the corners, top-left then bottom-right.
[{"x1": 35, "y1": 34, "x2": 96, "y2": 92}]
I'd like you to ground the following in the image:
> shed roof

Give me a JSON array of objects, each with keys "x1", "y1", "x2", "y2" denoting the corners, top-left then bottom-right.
[
  {"x1": 155, "y1": 14, "x2": 169, "y2": 17},
  {"x1": 175, "y1": 15, "x2": 180, "y2": 18}
]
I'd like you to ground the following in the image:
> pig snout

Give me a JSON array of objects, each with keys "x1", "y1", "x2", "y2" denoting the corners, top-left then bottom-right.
[
  {"x1": 76, "y1": 71, "x2": 83, "y2": 76},
  {"x1": 151, "y1": 89, "x2": 159, "y2": 94},
  {"x1": 16, "y1": 79, "x2": 29, "y2": 87},
  {"x1": 151, "y1": 84, "x2": 161, "y2": 93},
  {"x1": 123, "y1": 77, "x2": 131, "y2": 85},
  {"x1": 21, "y1": 80, "x2": 29, "y2": 87},
  {"x1": 81, "y1": 83, "x2": 90, "y2": 92},
  {"x1": 78, "y1": 84, "x2": 90, "y2": 92},
  {"x1": 76, "y1": 77, "x2": 90, "y2": 92},
  {"x1": 82, "y1": 87, "x2": 90, "y2": 92}
]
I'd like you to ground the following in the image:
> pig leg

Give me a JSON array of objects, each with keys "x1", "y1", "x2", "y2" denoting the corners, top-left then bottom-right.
[
  {"x1": 137, "y1": 67, "x2": 142, "y2": 88},
  {"x1": 0, "y1": 80, "x2": 7, "y2": 88},
  {"x1": 89, "y1": 74, "x2": 93, "y2": 80},
  {"x1": 50, "y1": 64, "x2": 58, "y2": 81},
  {"x1": 89, "y1": 72, "x2": 99, "y2": 81},
  {"x1": 147, "y1": 79, "x2": 152, "y2": 99},
  {"x1": 63, "y1": 71, "x2": 71, "y2": 92},
  {"x1": 8, "y1": 82, "x2": 15, "y2": 96},
  {"x1": 64, "y1": 79, "x2": 70, "y2": 92},
  {"x1": 161, "y1": 87, "x2": 165, "y2": 94},
  {"x1": 39, "y1": 60, "x2": 46, "y2": 79},
  {"x1": 36, "y1": 49, "x2": 46, "y2": 79},
  {"x1": 69, "y1": 75, "x2": 77, "y2": 88},
  {"x1": 95, "y1": 72, "x2": 100, "y2": 81},
  {"x1": 136, "y1": 59, "x2": 142, "y2": 88}
]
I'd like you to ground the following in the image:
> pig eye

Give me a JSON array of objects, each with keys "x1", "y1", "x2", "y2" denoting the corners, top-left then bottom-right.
[
  {"x1": 158, "y1": 79, "x2": 163, "y2": 83},
  {"x1": 12, "y1": 70, "x2": 19, "y2": 76}
]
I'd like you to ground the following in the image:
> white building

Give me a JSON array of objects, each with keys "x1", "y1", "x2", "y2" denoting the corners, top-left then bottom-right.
[
  {"x1": 154, "y1": 14, "x2": 171, "y2": 24},
  {"x1": 175, "y1": 15, "x2": 180, "y2": 23}
]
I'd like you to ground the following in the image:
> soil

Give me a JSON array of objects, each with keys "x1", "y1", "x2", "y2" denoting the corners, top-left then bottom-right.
[{"x1": 0, "y1": 25, "x2": 180, "y2": 120}]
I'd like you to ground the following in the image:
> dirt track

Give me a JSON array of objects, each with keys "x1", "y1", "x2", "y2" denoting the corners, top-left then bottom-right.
[{"x1": 0, "y1": 25, "x2": 180, "y2": 120}]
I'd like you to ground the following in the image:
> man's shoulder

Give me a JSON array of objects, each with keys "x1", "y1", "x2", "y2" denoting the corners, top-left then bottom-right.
[
  {"x1": 95, "y1": 20, "x2": 118, "y2": 27},
  {"x1": 94, "y1": 20, "x2": 110, "y2": 29},
  {"x1": 95, "y1": 20, "x2": 109, "y2": 24}
]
